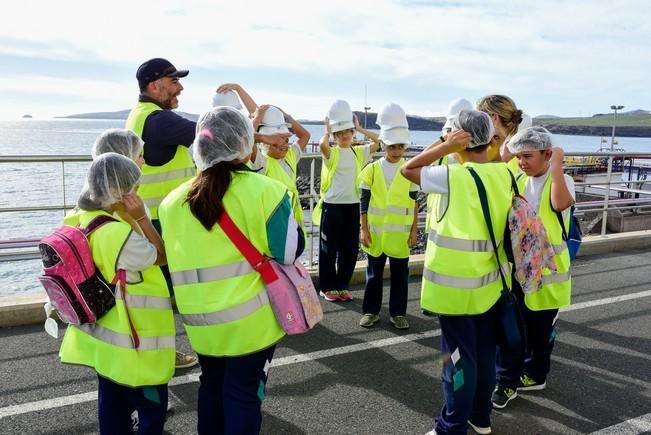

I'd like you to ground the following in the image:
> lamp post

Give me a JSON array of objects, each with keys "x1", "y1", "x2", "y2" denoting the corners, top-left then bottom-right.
[
  {"x1": 363, "y1": 85, "x2": 370, "y2": 129},
  {"x1": 610, "y1": 105, "x2": 624, "y2": 151}
]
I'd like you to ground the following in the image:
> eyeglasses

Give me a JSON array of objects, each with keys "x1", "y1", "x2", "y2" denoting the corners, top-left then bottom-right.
[{"x1": 334, "y1": 129, "x2": 354, "y2": 137}]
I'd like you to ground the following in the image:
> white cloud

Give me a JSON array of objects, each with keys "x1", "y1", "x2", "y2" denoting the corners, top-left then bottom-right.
[{"x1": 1, "y1": 0, "x2": 650, "y2": 118}]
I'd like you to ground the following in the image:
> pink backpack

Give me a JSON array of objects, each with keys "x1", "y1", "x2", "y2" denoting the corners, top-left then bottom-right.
[
  {"x1": 38, "y1": 215, "x2": 118, "y2": 326},
  {"x1": 218, "y1": 211, "x2": 323, "y2": 335}
]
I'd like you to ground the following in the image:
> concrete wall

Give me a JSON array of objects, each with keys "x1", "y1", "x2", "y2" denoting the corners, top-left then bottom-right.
[{"x1": 2, "y1": 230, "x2": 651, "y2": 328}]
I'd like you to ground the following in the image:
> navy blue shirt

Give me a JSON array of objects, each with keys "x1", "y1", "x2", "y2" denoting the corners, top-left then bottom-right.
[{"x1": 138, "y1": 95, "x2": 196, "y2": 166}]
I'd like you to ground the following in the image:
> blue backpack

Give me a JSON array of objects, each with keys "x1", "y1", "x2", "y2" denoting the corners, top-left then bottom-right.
[{"x1": 555, "y1": 206, "x2": 582, "y2": 261}]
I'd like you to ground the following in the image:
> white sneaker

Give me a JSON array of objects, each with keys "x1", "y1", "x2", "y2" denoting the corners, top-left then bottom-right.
[{"x1": 468, "y1": 420, "x2": 492, "y2": 434}]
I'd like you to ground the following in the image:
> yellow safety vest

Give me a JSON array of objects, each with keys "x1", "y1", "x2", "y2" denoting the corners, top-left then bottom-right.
[
  {"x1": 421, "y1": 162, "x2": 513, "y2": 315},
  {"x1": 261, "y1": 148, "x2": 304, "y2": 231},
  {"x1": 312, "y1": 145, "x2": 367, "y2": 223},
  {"x1": 518, "y1": 174, "x2": 572, "y2": 310},
  {"x1": 358, "y1": 159, "x2": 415, "y2": 258},
  {"x1": 158, "y1": 172, "x2": 288, "y2": 356},
  {"x1": 59, "y1": 210, "x2": 175, "y2": 387},
  {"x1": 126, "y1": 101, "x2": 196, "y2": 219}
]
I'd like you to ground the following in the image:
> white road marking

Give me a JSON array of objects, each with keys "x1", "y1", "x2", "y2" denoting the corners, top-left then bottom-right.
[
  {"x1": 1, "y1": 290, "x2": 650, "y2": 422},
  {"x1": 587, "y1": 413, "x2": 651, "y2": 435}
]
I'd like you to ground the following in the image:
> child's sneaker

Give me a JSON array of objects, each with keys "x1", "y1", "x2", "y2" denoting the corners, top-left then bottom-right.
[
  {"x1": 338, "y1": 290, "x2": 353, "y2": 301},
  {"x1": 491, "y1": 385, "x2": 517, "y2": 409},
  {"x1": 359, "y1": 313, "x2": 380, "y2": 328},
  {"x1": 518, "y1": 374, "x2": 546, "y2": 391},
  {"x1": 320, "y1": 290, "x2": 339, "y2": 302},
  {"x1": 390, "y1": 316, "x2": 410, "y2": 330},
  {"x1": 468, "y1": 420, "x2": 492, "y2": 434}
]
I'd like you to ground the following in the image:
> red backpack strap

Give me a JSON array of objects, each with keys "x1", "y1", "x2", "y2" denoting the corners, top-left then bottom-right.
[
  {"x1": 217, "y1": 211, "x2": 278, "y2": 284},
  {"x1": 111, "y1": 269, "x2": 140, "y2": 350},
  {"x1": 84, "y1": 215, "x2": 118, "y2": 236}
]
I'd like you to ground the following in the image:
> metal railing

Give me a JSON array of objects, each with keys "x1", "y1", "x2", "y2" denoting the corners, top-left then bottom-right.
[{"x1": 2, "y1": 151, "x2": 651, "y2": 264}]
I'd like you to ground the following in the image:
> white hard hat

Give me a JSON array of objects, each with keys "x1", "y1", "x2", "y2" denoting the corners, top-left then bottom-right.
[
  {"x1": 212, "y1": 90, "x2": 243, "y2": 109},
  {"x1": 258, "y1": 106, "x2": 290, "y2": 135},
  {"x1": 378, "y1": 103, "x2": 408, "y2": 130},
  {"x1": 327, "y1": 99, "x2": 354, "y2": 133},
  {"x1": 379, "y1": 126, "x2": 410, "y2": 146},
  {"x1": 443, "y1": 98, "x2": 473, "y2": 130}
]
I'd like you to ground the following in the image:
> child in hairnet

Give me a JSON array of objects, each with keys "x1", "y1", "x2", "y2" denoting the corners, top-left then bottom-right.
[{"x1": 492, "y1": 127, "x2": 574, "y2": 410}]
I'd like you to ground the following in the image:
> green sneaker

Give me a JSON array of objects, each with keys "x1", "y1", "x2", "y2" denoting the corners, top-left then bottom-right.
[
  {"x1": 518, "y1": 374, "x2": 546, "y2": 391},
  {"x1": 359, "y1": 313, "x2": 380, "y2": 328},
  {"x1": 491, "y1": 385, "x2": 517, "y2": 409},
  {"x1": 390, "y1": 316, "x2": 410, "y2": 330}
]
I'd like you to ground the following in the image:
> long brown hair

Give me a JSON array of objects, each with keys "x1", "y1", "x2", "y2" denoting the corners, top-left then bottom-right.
[
  {"x1": 184, "y1": 161, "x2": 234, "y2": 231},
  {"x1": 476, "y1": 95, "x2": 522, "y2": 136}
]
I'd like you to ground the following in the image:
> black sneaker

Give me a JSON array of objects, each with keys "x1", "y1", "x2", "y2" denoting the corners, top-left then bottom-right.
[{"x1": 491, "y1": 385, "x2": 517, "y2": 409}]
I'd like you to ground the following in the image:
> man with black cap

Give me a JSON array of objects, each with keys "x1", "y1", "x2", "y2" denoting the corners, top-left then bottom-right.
[{"x1": 126, "y1": 58, "x2": 199, "y2": 370}]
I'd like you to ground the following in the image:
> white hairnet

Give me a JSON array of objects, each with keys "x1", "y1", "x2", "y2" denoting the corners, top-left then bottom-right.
[
  {"x1": 508, "y1": 127, "x2": 554, "y2": 153},
  {"x1": 192, "y1": 106, "x2": 254, "y2": 171},
  {"x1": 452, "y1": 110, "x2": 495, "y2": 148},
  {"x1": 78, "y1": 152, "x2": 141, "y2": 210},
  {"x1": 91, "y1": 129, "x2": 143, "y2": 161}
]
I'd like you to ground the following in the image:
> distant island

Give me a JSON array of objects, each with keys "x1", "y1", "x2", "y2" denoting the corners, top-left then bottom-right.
[
  {"x1": 22, "y1": 114, "x2": 32, "y2": 118},
  {"x1": 57, "y1": 109, "x2": 651, "y2": 137}
]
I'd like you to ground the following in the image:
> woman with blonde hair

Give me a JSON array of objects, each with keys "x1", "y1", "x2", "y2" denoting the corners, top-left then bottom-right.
[{"x1": 476, "y1": 94, "x2": 523, "y2": 163}]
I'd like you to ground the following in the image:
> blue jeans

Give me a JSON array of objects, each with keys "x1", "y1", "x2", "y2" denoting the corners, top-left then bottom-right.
[
  {"x1": 97, "y1": 374, "x2": 168, "y2": 435},
  {"x1": 435, "y1": 303, "x2": 499, "y2": 435},
  {"x1": 362, "y1": 253, "x2": 409, "y2": 317},
  {"x1": 197, "y1": 346, "x2": 276, "y2": 435}
]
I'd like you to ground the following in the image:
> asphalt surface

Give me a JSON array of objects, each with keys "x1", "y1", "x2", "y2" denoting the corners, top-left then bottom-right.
[{"x1": 1, "y1": 249, "x2": 650, "y2": 435}]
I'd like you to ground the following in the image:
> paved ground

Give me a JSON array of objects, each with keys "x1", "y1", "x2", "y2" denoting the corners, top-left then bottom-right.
[{"x1": 1, "y1": 249, "x2": 651, "y2": 434}]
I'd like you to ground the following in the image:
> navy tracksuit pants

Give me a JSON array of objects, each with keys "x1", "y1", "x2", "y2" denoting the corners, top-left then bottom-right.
[
  {"x1": 496, "y1": 282, "x2": 559, "y2": 388},
  {"x1": 318, "y1": 203, "x2": 360, "y2": 291},
  {"x1": 97, "y1": 375, "x2": 168, "y2": 435},
  {"x1": 362, "y1": 253, "x2": 409, "y2": 317},
  {"x1": 197, "y1": 345, "x2": 276, "y2": 435},
  {"x1": 435, "y1": 302, "x2": 500, "y2": 435}
]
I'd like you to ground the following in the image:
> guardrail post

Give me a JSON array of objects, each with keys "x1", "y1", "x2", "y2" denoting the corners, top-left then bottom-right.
[
  {"x1": 600, "y1": 156, "x2": 614, "y2": 236},
  {"x1": 61, "y1": 161, "x2": 67, "y2": 217},
  {"x1": 309, "y1": 159, "x2": 316, "y2": 267}
]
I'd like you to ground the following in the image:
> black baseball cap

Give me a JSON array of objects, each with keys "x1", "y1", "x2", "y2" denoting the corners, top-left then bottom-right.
[{"x1": 136, "y1": 58, "x2": 189, "y2": 90}]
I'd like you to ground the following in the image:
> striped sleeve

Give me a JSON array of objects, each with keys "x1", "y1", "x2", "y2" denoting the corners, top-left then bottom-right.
[{"x1": 266, "y1": 193, "x2": 304, "y2": 264}]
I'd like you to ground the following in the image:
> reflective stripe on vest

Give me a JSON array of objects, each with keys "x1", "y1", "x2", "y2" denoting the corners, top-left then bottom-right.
[
  {"x1": 428, "y1": 229, "x2": 497, "y2": 252},
  {"x1": 170, "y1": 261, "x2": 254, "y2": 286},
  {"x1": 542, "y1": 271, "x2": 571, "y2": 285},
  {"x1": 368, "y1": 205, "x2": 414, "y2": 216},
  {"x1": 369, "y1": 223, "x2": 413, "y2": 234},
  {"x1": 140, "y1": 167, "x2": 197, "y2": 184},
  {"x1": 181, "y1": 291, "x2": 269, "y2": 326},
  {"x1": 114, "y1": 291, "x2": 173, "y2": 310},
  {"x1": 77, "y1": 323, "x2": 175, "y2": 350},
  {"x1": 423, "y1": 261, "x2": 510, "y2": 289},
  {"x1": 552, "y1": 241, "x2": 567, "y2": 255}
]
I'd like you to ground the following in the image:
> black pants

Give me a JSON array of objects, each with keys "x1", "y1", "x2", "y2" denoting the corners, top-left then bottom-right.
[
  {"x1": 318, "y1": 202, "x2": 360, "y2": 291},
  {"x1": 495, "y1": 282, "x2": 559, "y2": 388},
  {"x1": 362, "y1": 253, "x2": 409, "y2": 317}
]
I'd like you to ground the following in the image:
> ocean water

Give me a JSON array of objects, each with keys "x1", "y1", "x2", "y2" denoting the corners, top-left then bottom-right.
[{"x1": 1, "y1": 118, "x2": 651, "y2": 297}]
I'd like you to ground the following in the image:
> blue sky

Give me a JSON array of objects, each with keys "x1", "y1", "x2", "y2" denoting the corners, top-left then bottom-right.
[{"x1": 1, "y1": 0, "x2": 649, "y2": 120}]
